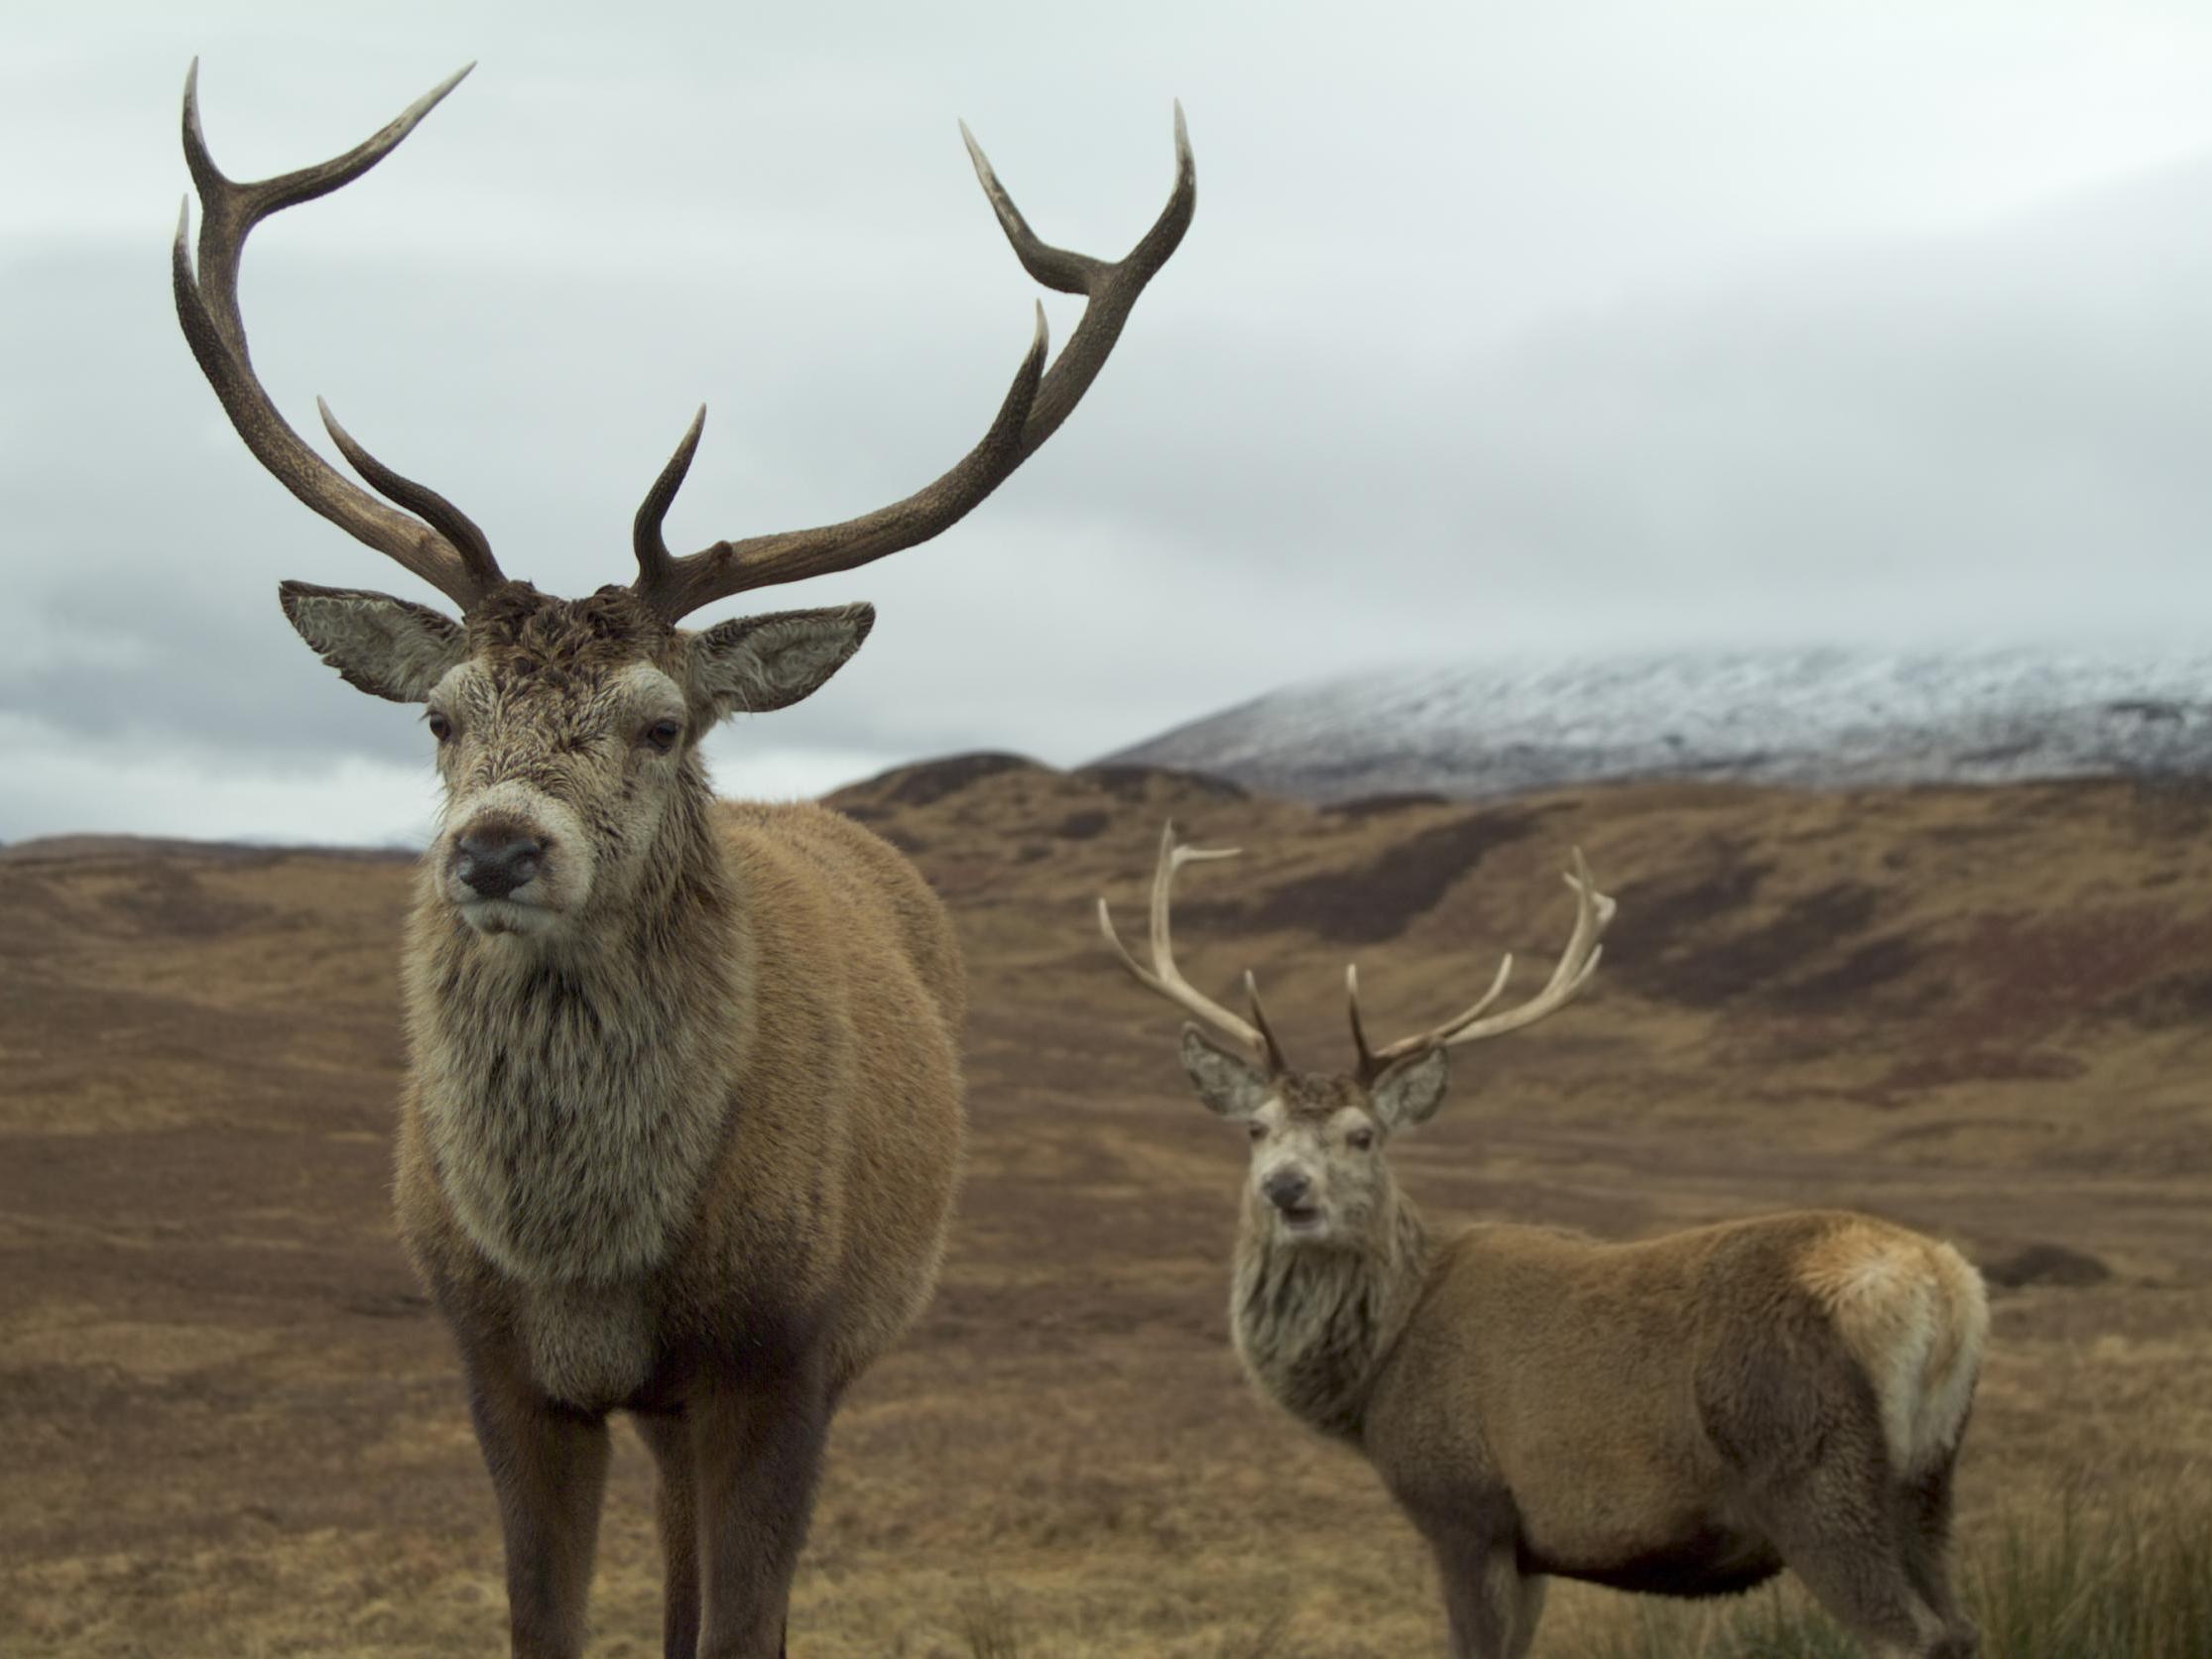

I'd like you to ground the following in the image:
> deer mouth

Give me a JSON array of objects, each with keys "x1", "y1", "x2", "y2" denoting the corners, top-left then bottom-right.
[
  {"x1": 1277, "y1": 1203, "x2": 1326, "y2": 1236},
  {"x1": 456, "y1": 895, "x2": 557, "y2": 938}
]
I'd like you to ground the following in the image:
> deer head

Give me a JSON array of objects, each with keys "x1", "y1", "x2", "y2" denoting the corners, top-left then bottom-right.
[
  {"x1": 1099, "y1": 824, "x2": 1615, "y2": 1245},
  {"x1": 174, "y1": 62, "x2": 1194, "y2": 939}
]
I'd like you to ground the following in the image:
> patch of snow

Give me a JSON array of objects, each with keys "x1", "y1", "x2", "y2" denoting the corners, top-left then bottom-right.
[{"x1": 1102, "y1": 648, "x2": 2212, "y2": 802}]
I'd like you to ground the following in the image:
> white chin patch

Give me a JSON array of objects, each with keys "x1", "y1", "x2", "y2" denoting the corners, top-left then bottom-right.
[{"x1": 458, "y1": 898, "x2": 558, "y2": 938}]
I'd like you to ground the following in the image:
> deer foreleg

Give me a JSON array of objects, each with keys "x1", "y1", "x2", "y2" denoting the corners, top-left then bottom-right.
[
  {"x1": 690, "y1": 1357, "x2": 831, "y2": 1659},
  {"x1": 637, "y1": 1409, "x2": 703, "y2": 1659},
  {"x1": 465, "y1": 1358, "x2": 612, "y2": 1659}
]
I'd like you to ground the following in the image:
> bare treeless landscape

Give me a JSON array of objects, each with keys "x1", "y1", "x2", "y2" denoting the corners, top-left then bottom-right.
[{"x1": 3, "y1": 761, "x2": 2208, "y2": 1655}]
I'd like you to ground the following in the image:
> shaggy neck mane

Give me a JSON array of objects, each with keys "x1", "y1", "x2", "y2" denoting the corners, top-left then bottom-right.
[
  {"x1": 1233, "y1": 1187, "x2": 1433, "y2": 1442},
  {"x1": 408, "y1": 766, "x2": 745, "y2": 1288}
]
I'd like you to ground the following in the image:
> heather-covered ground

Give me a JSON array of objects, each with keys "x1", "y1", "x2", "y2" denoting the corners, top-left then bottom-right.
[{"x1": 3, "y1": 764, "x2": 2207, "y2": 1654}]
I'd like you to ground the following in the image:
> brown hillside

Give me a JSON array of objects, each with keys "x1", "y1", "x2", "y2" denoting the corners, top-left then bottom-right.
[{"x1": 2, "y1": 768, "x2": 2208, "y2": 1655}]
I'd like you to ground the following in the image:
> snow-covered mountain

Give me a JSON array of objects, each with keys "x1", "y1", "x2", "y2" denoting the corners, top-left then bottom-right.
[{"x1": 1102, "y1": 649, "x2": 2212, "y2": 803}]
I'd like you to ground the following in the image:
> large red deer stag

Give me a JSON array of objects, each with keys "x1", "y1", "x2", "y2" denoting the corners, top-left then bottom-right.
[{"x1": 174, "y1": 62, "x2": 1192, "y2": 1659}]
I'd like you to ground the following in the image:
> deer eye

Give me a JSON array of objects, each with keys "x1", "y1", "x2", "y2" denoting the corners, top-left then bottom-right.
[
  {"x1": 1347, "y1": 1127, "x2": 1375, "y2": 1151},
  {"x1": 427, "y1": 711, "x2": 452, "y2": 744},
  {"x1": 643, "y1": 718, "x2": 683, "y2": 754},
  {"x1": 1247, "y1": 1122, "x2": 1267, "y2": 1143}
]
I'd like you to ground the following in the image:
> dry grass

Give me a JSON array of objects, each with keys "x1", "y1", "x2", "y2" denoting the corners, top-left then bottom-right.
[{"x1": 2, "y1": 765, "x2": 2209, "y2": 1653}]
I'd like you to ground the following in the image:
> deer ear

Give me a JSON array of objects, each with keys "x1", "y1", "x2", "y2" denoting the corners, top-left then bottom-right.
[
  {"x1": 278, "y1": 581, "x2": 466, "y2": 703},
  {"x1": 1179, "y1": 1025, "x2": 1274, "y2": 1121},
  {"x1": 1371, "y1": 1047, "x2": 1450, "y2": 1130},
  {"x1": 688, "y1": 603, "x2": 875, "y2": 720}
]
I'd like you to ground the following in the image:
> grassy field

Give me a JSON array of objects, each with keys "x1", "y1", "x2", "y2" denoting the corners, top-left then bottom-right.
[{"x1": 2, "y1": 763, "x2": 2209, "y2": 1654}]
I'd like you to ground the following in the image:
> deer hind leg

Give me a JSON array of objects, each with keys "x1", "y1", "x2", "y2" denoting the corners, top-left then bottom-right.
[
  {"x1": 1756, "y1": 1454, "x2": 1964, "y2": 1659},
  {"x1": 465, "y1": 1358, "x2": 613, "y2": 1659},
  {"x1": 636, "y1": 1410, "x2": 702, "y2": 1659},
  {"x1": 690, "y1": 1355, "x2": 832, "y2": 1659},
  {"x1": 1896, "y1": 1450, "x2": 1978, "y2": 1656},
  {"x1": 1703, "y1": 1316, "x2": 1961, "y2": 1657}
]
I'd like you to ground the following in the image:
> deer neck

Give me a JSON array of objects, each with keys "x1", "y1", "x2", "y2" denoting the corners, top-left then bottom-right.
[
  {"x1": 1230, "y1": 1186, "x2": 1434, "y2": 1442},
  {"x1": 405, "y1": 778, "x2": 746, "y2": 1288}
]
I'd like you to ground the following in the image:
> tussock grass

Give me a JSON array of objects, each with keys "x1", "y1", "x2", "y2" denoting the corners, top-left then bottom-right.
[
  {"x1": 1591, "y1": 1480, "x2": 2212, "y2": 1659},
  {"x1": 955, "y1": 1583, "x2": 1022, "y2": 1659}
]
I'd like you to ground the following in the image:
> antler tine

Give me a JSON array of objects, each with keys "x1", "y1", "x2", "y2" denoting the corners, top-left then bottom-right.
[
  {"x1": 634, "y1": 104, "x2": 1195, "y2": 622},
  {"x1": 1096, "y1": 821, "x2": 1275, "y2": 1070},
  {"x1": 175, "y1": 61, "x2": 504, "y2": 610},
  {"x1": 1435, "y1": 848, "x2": 1615, "y2": 1049},
  {"x1": 1362, "y1": 955, "x2": 1516, "y2": 1073},
  {"x1": 1347, "y1": 964, "x2": 1376, "y2": 1080},
  {"x1": 317, "y1": 400, "x2": 500, "y2": 590},
  {"x1": 633, "y1": 405, "x2": 708, "y2": 602},
  {"x1": 1244, "y1": 970, "x2": 1290, "y2": 1075},
  {"x1": 1363, "y1": 849, "x2": 1616, "y2": 1070},
  {"x1": 962, "y1": 99, "x2": 1197, "y2": 461}
]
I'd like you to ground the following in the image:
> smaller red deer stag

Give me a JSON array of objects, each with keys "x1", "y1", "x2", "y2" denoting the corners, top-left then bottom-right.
[
  {"x1": 175, "y1": 62, "x2": 1191, "y2": 1659},
  {"x1": 1101, "y1": 826, "x2": 1988, "y2": 1659}
]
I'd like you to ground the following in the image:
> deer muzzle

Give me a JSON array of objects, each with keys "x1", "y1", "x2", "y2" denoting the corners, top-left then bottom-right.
[
  {"x1": 441, "y1": 782, "x2": 595, "y2": 934},
  {"x1": 455, "y1": 827, "x2": 546, "y2": 899}
]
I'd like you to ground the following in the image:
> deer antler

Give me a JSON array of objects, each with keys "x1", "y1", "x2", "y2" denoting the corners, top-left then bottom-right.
[
  {"x1": 629, "y1": 104, "x2": 1197, "y2": 623},
  {"x1": 173, "y1": 61, "x2": 507, "y2": 612},
  {"x1": 1097, "y1": 822, "x2": 1289, "y2": 1075},
  {"x1": 179, "y1": 66, "x2": 1193, "y2": 625},
  {"x1": 1349, "y1": 849, "x2": 1616, "y2": 1081}
]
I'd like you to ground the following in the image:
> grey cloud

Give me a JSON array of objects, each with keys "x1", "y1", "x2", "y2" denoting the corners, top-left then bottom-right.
[{"x1": 8, "y1": 2, "x2": 2212, "y2": 840}]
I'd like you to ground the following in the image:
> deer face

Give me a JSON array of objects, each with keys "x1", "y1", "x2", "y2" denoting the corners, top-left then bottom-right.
[
  {"x1": 1102, "y1": 823, "x2": 1611, "y2": 1247},
  {"x1": 1179, "y1": 1029, "x2": 1449, "y2": 1246},
  {"x1": 281, "y1": 582, "x2": 871, "y2": 939}
]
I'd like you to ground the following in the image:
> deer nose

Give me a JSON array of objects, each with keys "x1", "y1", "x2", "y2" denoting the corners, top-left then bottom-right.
[
  {"x1": 1262, "y1": 1169, "x2": 1312, "y2": 1212},
  {"x1": 455, "y1": 831, "x2": 545, "y2": 899}
]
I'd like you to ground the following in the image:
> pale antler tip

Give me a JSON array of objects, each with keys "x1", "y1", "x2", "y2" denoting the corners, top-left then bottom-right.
[
  {"x1": 429, "y1": 62, "x2": 476, "y2": 101},
  {"x1": 958, "y1": 118, "x2": 995, "y2": 180},
  {"x1": 1030, "y1": 299, "x2": 1048, "y2": 353},
  {"x1": 1176, "y1": 845, "x2": 1242, "y2": 865},
  {"x1": 181, "y1": 59, "x2": 208, "y2": 152}
]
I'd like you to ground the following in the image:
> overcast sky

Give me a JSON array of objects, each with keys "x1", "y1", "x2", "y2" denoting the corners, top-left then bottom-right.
[{"x1": 5, "y1": 1, "x2": 2212, "y2": 844}]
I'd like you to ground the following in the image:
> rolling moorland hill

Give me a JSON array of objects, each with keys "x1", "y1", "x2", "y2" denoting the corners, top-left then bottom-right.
[{"x1": 1, "y1": 761, "x2": 2209, "y2": 1654}]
